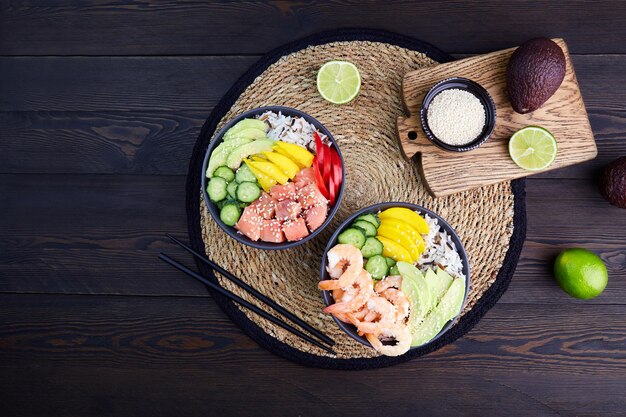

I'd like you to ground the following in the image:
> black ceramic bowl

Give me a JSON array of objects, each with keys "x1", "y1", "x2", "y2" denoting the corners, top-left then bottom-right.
[
  {"x1": 319, "y1": 202, "x2": 471, "y2": 349},
  {"x1": 201, "y1": 106, "x2": 345, "y2": 250},
  {"x1": 420, "y1": 77, "x2": 496, "y2": 152}
]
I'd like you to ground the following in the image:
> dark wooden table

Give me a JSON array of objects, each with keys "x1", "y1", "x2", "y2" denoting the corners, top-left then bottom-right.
[{"x1": 2, "y1": 2, "x2": 625, "y2": 416}]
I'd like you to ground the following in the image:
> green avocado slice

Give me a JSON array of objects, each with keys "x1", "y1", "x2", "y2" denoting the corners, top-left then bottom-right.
[
  {"x1": 206, "y1": 136, "x2": 253, "y2": 177},
  {"x1": 397, "y1": 261, "x2": 432, "y2": 323},
  {"x1": 223, "y1": 119, "x2": 267, "y2": 140},
  {"x1": 425, "y1": 267, "x2": 454, "y2": 301},
  {"x1": 226, "y1": 139, "x2": 275, "y2": 170},
  {"x1": 224, "y1": 127, "x2": 267, "y2": 142},
  {"x1": 410, "y1": 277, "x2": 465, "y2": 347}
]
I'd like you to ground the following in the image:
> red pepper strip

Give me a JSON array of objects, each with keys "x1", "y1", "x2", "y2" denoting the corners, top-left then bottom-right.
[
  {"x1": 313, "y1": 156, "x2": 330, "y2": 199},
  {"x1": 314, "y1": 132, "x2": 332, "y2": 185},
  {"x1": 323, "y1": 148, "x2": 332, "y2": 187},
  {"x1": 328, "y1": 172, "x2": 336, "y2": 206},
  {"x1": 330, "y1": 146, "x2": 343, "y2": 195},
  {"x1": 314, "y1": 132, "x2": 326, "y2": 169}
]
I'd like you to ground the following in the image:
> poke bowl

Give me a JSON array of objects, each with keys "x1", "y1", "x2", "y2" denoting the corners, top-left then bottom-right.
[
  {"x1": 202, "y1": 106, "x2": 345, "y2": 249},
  {"x1": 318, "y1": 202, "x2": 470, "y2": 357}
]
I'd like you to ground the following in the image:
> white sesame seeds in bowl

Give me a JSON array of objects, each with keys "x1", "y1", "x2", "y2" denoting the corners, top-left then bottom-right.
[{"x1": 419, "y1": 77, "x2": 496, "y2": 152}]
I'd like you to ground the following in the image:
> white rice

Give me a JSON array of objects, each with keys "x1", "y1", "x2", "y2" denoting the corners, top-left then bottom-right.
[
  {"x1": 417, "y1": 213, "x2": 466, "y2": 281},
  {"x1": 257, "y1": 111, "x2": 328, "y2": 152}
]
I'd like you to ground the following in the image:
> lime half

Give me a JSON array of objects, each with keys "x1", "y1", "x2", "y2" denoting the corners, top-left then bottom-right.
[
  {"x1": 509, "y1": 126, "x2": 557, "y2": 171},
  {"x1": 316, "y1": 61, "x2": 361, "y2": 104}
]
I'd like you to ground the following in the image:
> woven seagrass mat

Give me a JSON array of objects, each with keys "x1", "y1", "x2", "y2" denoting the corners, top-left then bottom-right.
[{"x1": 186, "y1": 29, "x2": 526, "y2": 369}]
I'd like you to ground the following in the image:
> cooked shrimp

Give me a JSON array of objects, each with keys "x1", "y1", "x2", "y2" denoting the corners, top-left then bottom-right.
[
  {"x1": 331, "y1": 312, "x2": 359, "y2": 326},
  {"x1": 374, "y1": 275, "x2": 402, "y2": 293},
  {"x1": 318, "y1": 279, "x2": 342, "y2": 291},
  {"x1": 365, "y1": 324, "x2": 412, "y2": 356},
  {"x1": 326, "y1": 244, "x2": 364, "y2": 284},
  {"x1": 361, "y1": 296, "x2": 397, "y2": 324},
  {"x1": 331, "y1": 288, "x2": 344, "y2": 303},
  {"x1": 324, "y1": 289, "x2": 370, "y2": 314},
  {"x1": 380, "y1": 288, "x2": 410, "y2": 323}
]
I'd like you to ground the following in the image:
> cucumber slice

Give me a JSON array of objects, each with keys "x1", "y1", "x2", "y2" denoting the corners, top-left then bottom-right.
[
  {"x1": 365, "y1": 255, "x2": 389, "y2": 280},
  {"x1": 385, "y1": 257, "x2": 396, "y2": 267},
  {"x1": 226, "y1": 181, "x2": 238, "y2": 199},
  {"x1": 352, "y1": 220, "x2": 377, "y2": 237},
  {"x1": 360, "y1": 237, "x2": 383, "y2": 258},
  {"x1": 213, "y1": 166, "x2": 235, "y2": 183},
  {"x1": 235, "y1": 164, "x2": 258, "y2": 183},
  {"x1": 236, "y1": 182, "x2": 261, "y2": 203},
  {"x1": 207, "y1": 177, "x2": 227, "y2": 202},
  {"x1": 356, "y1": 213, "x2": 380, "y2": 227},
  {"x1": 337, "y1": 228, "x2": 366, "y2": 249},
  {"x1": 220, "y1": 204, "x2": 241, "y2": 226}
]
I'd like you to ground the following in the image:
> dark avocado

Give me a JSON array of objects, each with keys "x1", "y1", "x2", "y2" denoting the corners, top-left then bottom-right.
[
  {"x1": 600, "y1": 156, "x2": 626, "y2": 209},
  {"x1": 506, "y1": 38, "x2": 566, "y2": 114}
]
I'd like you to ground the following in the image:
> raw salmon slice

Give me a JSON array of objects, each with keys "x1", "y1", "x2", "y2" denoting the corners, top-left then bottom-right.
[
  {"x1": 283, "y1": 217, "x2": 309, "y2": 242},
  {"x1": 235, "y1": 205, "x2": 262, "y2": 241},
  {"x1": 297, "y1": 183, "x2": 328, "y2": 209},
  {"x1": 260, "y1": 219, "x2": 285, "y2": 243},
  {"x1": 250, "y1": 192, "x2": 276, "y2": 220},
  {"x1": 304, "y1": 203, "x2": 328, "y2": 231},
  {"x1": 294, "y1": 167, "x2": 315, "y2": 189},
  {"x1": 270, "y1": 182, "x2": 297, "y2": 201},
  {"x1": 275, "y1": 199, "x2": 302, "y2": 221}
]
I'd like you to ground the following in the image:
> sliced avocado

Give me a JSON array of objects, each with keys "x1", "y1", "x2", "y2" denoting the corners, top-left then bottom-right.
[
  {"x1": 206, "y1": 137, "x2": 253, "y2": 177},
  {"x1": 410, "y1": 277, "x2": 465, "y2": 347},
  {"x1": 223, "y1": 119, "x2": 267, "y2": 140},
  {"x1": 424, "y1": 268, "x2": 453, "y2": 304},
  {"x1": 226, "y1": 139, "x2": 275, "y2": 170},
  {"x1": 397, "y1": 261, "x2": 432, "y2": 322},
  {"x1": 224, "y1": 127, "x2": 267, "y2": 142}
]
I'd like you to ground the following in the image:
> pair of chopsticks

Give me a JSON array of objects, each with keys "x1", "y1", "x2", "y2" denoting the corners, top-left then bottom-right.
[{"x1": 159, "y1": 234, "x2": 335, "y2": 354}]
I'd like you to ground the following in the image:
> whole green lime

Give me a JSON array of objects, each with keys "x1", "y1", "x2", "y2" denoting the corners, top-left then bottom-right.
[{"x1": 554, "y1": 248, "x2": 608, "y2": 299}]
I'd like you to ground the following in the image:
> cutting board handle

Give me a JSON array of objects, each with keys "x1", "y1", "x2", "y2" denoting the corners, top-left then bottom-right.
[{"x1": 396, "y1": 114, "x2": 434, "y2": 161}]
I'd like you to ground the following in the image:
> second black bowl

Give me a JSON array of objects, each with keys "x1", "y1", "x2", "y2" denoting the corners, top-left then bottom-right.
[{"x1": 319, "y1": 202, "x2": 471, "y2": 349}]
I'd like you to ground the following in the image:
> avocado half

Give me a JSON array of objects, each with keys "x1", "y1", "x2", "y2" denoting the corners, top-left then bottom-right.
[
  {"x1": 506, "y1": 38, "x2": 566, "y2": 114},
  {"x1": 600, "y1": 156, "x2": 626, "y2": 209}
]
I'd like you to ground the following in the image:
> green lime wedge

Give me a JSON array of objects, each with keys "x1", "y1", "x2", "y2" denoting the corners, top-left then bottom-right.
[
  {"x1": 316, "y1": 61, "x2": 361, "y2": 104},
  {"x1": 508, "y1": 126, "x2": 558, "y2": 171}
]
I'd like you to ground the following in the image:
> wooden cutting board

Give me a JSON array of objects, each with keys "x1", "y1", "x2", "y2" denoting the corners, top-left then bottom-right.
[{"x1": 396, "y1": 38, "x2": 597, "y2": 197}]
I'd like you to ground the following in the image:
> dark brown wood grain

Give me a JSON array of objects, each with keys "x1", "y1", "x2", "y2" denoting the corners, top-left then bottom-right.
[
  {"x1": 0, "y1": 111, "x2": 205, "y2": 174},
  {"x1": 0, "y1": 294, "x2": 624, "y2": 417},
  {"x1": 0, "y1": 56, "x2": 257, "y2": 111},
  {"x1": 2, "y1": 1, "x2": 626, "y2": 55},
  {"x1": 1, "y1": 55, "x2": 623, "y2": 177},
  {"x1": 2, "y1": 2, "x2": 626, "y2": 415},
  {"x1": 2, "y1": 175, "x2": 624, "y2": 304}
]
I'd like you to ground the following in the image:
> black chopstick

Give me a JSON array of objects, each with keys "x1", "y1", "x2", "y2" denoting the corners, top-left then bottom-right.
[
  {"x1": 166, "y1": 233, "x2": 335, "y2": 347},
  {"x1": 159, "y1": 253, "x2": 336, "y2": 355}
]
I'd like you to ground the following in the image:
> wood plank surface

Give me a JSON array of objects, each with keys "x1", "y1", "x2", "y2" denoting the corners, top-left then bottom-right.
[
  {"x1": 2, "y1": 2, "x2": 625, "y2": 415},
  {"x1": 2, "y1": 175, "x2": 624, "y2": 304},
  {"x1": 0, "y1": 56, "x2": 257, "y2": 111},
  {"x1": 0, "y1": 294, "x2": 624, "y2": 417},
  {"x1": 0, "y1": 55, "x2": 622, "y2": 177},
  {"x1": 397, "y1": 39, "x2": 596, "y2": 196},
  {"x1": 2, "y1": 1, "x2": 626, "y2": 56}
]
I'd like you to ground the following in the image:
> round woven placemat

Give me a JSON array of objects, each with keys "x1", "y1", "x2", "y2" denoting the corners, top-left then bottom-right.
[{"x1": 186, "y1": 29, "x2": 526, "y2": 369}]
